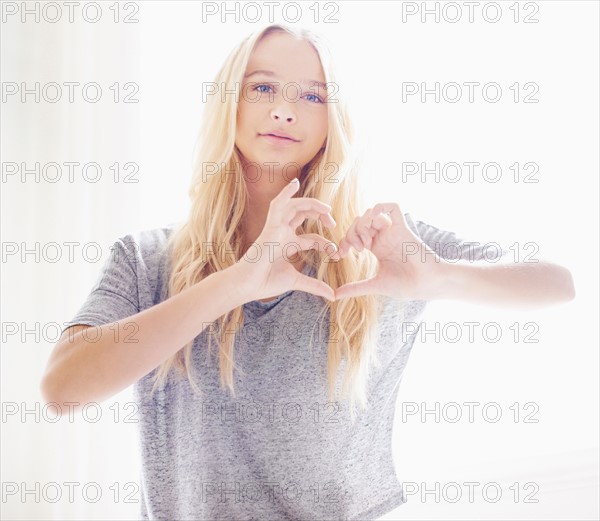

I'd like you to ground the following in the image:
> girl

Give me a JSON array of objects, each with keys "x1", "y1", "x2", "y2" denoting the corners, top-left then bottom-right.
[{"x1": 42, "y1": 24, "x2": 575, "y2": 521}]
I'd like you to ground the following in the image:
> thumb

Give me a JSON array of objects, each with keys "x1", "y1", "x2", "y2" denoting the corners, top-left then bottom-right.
[
  {"x1": 334, "y1": 278, "x2": 380, "y2": 300},
  {"x1": 294, "y1": 274, "x2": 336, "y2": 302}
]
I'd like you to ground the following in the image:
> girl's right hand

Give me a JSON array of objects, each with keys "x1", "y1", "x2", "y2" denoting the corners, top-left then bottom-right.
[{"x1": 235, "y1": 178, "x2": 340, "y2": 302}]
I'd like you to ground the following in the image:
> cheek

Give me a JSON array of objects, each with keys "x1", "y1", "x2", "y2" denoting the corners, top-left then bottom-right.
[
  {"x1": 237, "y1": 99, "x2": 254, "y2": 125},
  {"x1": 236, "y1": 106, "x2": 256, "y2": 145},
  {"x1": 309, "y1": 113, "x2": 328, "y2": 145}
]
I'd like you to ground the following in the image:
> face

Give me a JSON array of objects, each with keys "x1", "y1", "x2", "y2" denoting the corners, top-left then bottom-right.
[{"x1": 235, "y1": 31, "x2": 329, "y2": 177}]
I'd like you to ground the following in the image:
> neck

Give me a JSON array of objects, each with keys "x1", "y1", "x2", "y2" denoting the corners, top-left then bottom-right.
[{"x1": 239, "y1": 160, "x2": 303, "y2": 252}]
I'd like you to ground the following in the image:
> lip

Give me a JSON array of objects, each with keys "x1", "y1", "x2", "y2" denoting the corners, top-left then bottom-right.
[
  {"x1": 260, "y1": 130, "x2": 298, "y2": 142},
  {"x1": 259, "y1": 133, "x2": 299, "y2": 145}
]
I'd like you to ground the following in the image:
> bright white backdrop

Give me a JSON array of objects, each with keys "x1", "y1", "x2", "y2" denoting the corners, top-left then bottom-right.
[{"x1": 2, "y1": 1, "x2": 598, "y2": 520}]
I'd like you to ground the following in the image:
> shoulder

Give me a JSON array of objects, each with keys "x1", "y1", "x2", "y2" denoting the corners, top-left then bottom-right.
[
  {"x1": 109, "y1": 222, "x2": 182, "y2": 306},
  {"x1": 115, "y1": 222, "x2": 180, "y2": 265}
]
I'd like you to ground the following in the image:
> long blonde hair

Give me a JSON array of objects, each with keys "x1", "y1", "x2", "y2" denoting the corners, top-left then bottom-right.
[{"x1": 151, "y1": 23, "x2": 384, "y2": 421}]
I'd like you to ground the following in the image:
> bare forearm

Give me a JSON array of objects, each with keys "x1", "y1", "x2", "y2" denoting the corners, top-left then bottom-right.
[
  {"x1": 42, "y1": 264, "x2": 252, "y2": 407},
  {"x1": 436, "y1": 258, "x2": 576, "y2": 309}
]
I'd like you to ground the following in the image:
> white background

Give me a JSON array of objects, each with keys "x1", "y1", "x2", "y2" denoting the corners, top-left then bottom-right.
[{"x1": 2, "y1": 1, "x2": 598, "y2": 519}]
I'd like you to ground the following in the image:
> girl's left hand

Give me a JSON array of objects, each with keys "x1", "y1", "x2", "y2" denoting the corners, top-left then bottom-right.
[{"x1": 334, "y1": 203, "x2": 451, "y2": 301}]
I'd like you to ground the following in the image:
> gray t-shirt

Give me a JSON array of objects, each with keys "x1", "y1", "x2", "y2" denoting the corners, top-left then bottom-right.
[{"x1": 61, "y1": 213, "x2": 507, "y2": 521}]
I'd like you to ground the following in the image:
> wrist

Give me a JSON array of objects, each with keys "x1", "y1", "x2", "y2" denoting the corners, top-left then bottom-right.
[
  {"x1": 433, "y1": 260, "x2": 476, "y2": 301},
  {"x1": 224, "y1": 261, "x2": 256, "y2": 305}
]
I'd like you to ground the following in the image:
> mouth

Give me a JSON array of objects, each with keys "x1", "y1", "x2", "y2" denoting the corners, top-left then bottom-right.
[{"x1": 259, "y1": 133, "x2": 299, "y2": 142}]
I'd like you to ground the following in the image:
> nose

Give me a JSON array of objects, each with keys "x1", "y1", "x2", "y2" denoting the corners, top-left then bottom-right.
[{"x1": 269, "y1": 104, "x2": 296, "y2": 124}]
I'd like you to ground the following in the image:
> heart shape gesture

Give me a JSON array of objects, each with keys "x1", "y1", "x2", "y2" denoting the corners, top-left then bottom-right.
[
  {"x1": 332, "y1": 203, "x2": 450, "y2": 301},
  {"x1": 242, "y1": 179, "x2": 450, "y2": 304}
]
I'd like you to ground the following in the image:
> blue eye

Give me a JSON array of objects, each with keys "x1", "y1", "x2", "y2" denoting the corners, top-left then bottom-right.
[
  {"x1": 304, "y1": 93, "x2": 324, "y2": 104},
  {"x1": 254, "y1": 84, "x2": 273, "y2": 94}
]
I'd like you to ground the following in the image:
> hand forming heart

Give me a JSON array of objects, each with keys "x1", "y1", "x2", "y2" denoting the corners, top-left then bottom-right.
[{"x1": 331, "y1": 203, "x2": 451, "y2": 301}]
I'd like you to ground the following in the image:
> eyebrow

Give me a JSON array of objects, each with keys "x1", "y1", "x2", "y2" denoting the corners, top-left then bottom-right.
[{"x1": 244, "y1": 69, "x2": 328, "y2": 92}]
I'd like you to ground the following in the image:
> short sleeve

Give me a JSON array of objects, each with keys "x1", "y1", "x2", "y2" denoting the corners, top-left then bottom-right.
[
  {"x1": 61, "y1": 237, "x2": 140, "y2": 336},
  {"x1": 404, "y1": 213, "x2": 510, "y2": 263}
]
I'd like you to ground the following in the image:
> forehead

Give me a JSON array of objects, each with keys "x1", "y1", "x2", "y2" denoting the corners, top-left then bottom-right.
[{"x1": 246, "y1": 32, "x2": 326, "y2": 83}]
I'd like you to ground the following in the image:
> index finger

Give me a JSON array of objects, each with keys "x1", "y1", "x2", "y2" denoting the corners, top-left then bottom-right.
[
  {"x1": 273, "y1": 178, "x2": 301, "y2": 206},
  {"x1": 289, "y1": 198, "x2": 332, "y2": 214}
]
